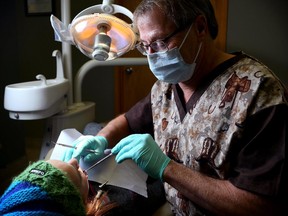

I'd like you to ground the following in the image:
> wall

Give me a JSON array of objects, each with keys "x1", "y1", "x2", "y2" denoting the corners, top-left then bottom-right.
[
  {"x1": 0, "y1": 0, "x2": 111, "y2": 167},
  {"x1": 0, "y1": 1, "x2": 26, "y2": 167},
  {"x1": 227, "y1": 0, "x2": 288, "y2": 85}
]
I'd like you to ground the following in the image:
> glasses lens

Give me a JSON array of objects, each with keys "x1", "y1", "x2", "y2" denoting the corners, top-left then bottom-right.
[
  {"x1": 136, "y1": 38, "x2": 168, "y2": 55},
  {"x1": 151, "y1": 40, "x2": 168, "y2": 53}
]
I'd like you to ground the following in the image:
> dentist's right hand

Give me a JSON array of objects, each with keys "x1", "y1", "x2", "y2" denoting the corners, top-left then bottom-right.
[{"x1": 63, "y1": 135, "x2": 108, "y2": 163}]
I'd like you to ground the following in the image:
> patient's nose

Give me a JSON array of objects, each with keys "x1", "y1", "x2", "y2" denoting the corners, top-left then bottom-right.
[{"x1": 68, "y1": 158, "x2": 79, "y2": 168}]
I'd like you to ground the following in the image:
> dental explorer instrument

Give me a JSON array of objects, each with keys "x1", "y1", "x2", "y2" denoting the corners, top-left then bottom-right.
[
  {"x1": 84, "y1": 152, "x2": 113, "y2": 172},
  {"x1": 51, "y1": 141, "x2": 113, "y2": 172},
  {"x1": 51, "y1": 141, "x2": 99, "y2": 154}
]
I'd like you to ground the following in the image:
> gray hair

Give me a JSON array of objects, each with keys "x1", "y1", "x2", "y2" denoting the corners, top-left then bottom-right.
[{"x1": 133, "y1": 0, "x2": 218, "y2": 39}]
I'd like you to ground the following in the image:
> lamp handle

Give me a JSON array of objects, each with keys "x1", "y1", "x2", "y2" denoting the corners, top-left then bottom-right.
[{"x1": 73, "y1": 4, "x2": 133, "y2": 23}]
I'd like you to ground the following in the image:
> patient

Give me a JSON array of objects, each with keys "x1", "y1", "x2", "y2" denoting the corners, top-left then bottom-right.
[
  {"x1": 0, "y1": 158, "x2": 117, "y2": 215},
  {"x1": 0, "y1": 158, "x2": 166, "y2": 215}
]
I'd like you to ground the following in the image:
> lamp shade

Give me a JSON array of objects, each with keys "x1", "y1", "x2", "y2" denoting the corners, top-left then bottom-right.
[
  {"x1": 70, "y1": 13, "x2": 137, "y2": 61},
  {"x1": 50, "y1": 3, "x2": 138, "y2": 61}
]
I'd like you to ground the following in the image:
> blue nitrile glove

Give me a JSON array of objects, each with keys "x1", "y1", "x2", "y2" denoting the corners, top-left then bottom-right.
[
  {"x1": 111, "y1": 134, "x2": 171, "y2": 180},
  {"x1": 63, "y1": 135, "x2": 108, "y2": 163}
]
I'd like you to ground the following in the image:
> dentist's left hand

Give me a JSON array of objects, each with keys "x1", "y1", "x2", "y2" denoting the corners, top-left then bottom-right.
[
  {"x1": 111, "y1": 134, "x2": 171, "y2": 180},
  {"x1": 62, "y1": 135, "x2": 108, "y2": 162}
]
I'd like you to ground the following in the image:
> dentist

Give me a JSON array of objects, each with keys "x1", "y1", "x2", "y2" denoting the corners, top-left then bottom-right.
[{"x1": 63, "y1": 0, "x2": 288, "y2": 215}]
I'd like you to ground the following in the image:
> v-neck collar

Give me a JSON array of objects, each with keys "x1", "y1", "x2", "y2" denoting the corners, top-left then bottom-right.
[{"x1": 172, "y1": 52, "x2": 247, "y2": 122}]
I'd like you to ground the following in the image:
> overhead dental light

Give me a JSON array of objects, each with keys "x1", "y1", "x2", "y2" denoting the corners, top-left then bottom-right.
[{"x1": 50, "y1": 0, "x2": 138, "y2": 61}]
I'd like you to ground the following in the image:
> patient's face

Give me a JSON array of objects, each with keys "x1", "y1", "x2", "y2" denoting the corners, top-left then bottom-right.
[{"x1": 47, "y1": 159, "x2": 89, "y2": 203}]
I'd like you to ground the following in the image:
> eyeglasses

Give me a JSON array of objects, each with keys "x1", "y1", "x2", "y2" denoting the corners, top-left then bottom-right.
[{"x1": 135, "y1": 28, "x2": 184, "y2": 55}]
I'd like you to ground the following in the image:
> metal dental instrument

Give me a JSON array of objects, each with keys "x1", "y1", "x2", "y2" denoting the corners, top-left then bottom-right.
[
  {"x1": 51, "y1": 141, "x2": 99, "y2": 154},
  {"x1": 99, "y1": 180, "x2": 109, "y2": 188},
  {"x1": 51, "y1": 141, "x2": 113, "y2": 172},
  {"x1": 84, "y1": 152, "x2": 113, "y2": 172}
]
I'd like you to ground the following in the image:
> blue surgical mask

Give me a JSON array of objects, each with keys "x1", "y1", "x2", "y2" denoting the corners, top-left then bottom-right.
[{"x1": 148, "y1": 25, "x2": 202, "y2": 84}]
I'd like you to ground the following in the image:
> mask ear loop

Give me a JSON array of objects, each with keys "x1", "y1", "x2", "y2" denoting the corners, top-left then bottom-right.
[
  {"x1": 179, "y1": 23, "x2": 202, "y2": 64},
  {"x1": 179, "y1": 24, "x2": 193, "y2": 49},
  {"x1": 192, "y1": 42, "x2": 202, "y2": 63}
]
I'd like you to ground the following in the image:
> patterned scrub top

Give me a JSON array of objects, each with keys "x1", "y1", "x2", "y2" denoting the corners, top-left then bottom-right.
[{"x1": 125, "y1": 52, "x2": 288, "y2": 215}]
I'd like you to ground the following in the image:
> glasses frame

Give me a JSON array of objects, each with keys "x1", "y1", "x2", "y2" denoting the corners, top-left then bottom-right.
[{"x1": 136, "y1": 27, "x2": 184, "y2": 55}]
